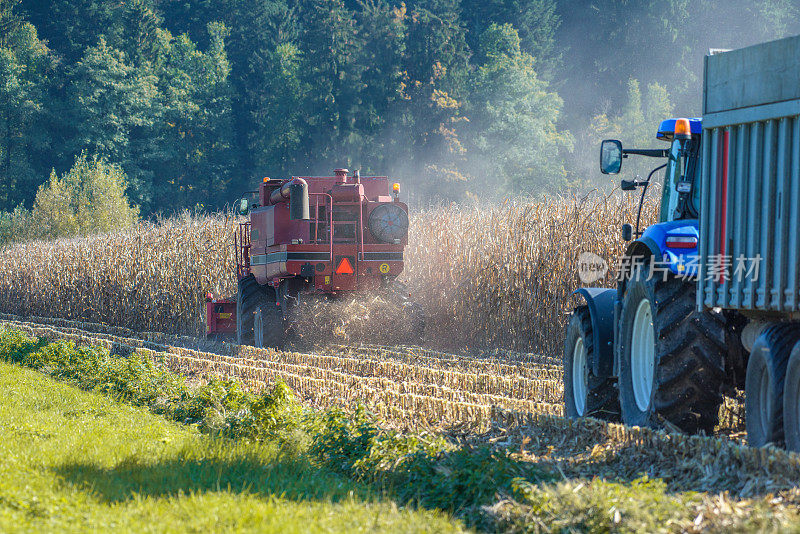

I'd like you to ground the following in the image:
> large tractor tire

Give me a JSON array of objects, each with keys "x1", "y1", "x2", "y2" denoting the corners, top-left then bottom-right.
[
  {"x1": 781, "y1": 335, "x2": 800, "y2": 452},
  {"x1": 236, "y1": 274, "x2": 267, "y2": 346},
  {"x1": 617, "y1": 263, "x2": 727, "y2": 434},
  {"x1": 746, "y1": 323, "x2": 800, "y2": 448},
  {"x1": 563, "y1": 306, "x2": 620, "y2": 421},
  {"x1": 254, "y1": 286, "x2": 285, "y2": 350}
]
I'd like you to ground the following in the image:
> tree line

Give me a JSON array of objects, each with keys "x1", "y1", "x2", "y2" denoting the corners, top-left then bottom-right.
[{"x1": 1, "y1": 0, "x2": 797, "y2": 218}]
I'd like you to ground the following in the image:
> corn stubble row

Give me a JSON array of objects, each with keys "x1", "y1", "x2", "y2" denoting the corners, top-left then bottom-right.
[
  {"x1": 0, "y1": 315, "x2": 563, "y2": 428},
  {"x1": 0, "y1": 194, "x2": 656, "y2": 356},
  {"x1": 4, "y1": 315, "x2": 798, "y2": 497}
]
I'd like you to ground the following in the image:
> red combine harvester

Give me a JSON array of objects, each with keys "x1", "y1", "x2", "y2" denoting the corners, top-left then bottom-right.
[{"x1": 206, "y1": 168, "x2": 422, "y2": 348}]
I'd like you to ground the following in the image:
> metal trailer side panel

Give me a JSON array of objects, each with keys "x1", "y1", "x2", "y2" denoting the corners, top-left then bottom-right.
[
  {"x1": 699, "y1": 128, "x2": 712, "y2": 309},
  {"x1": 789, "y1": 120, "x2": 800, "y2": 310},
  {"x1": 699, "y1": 113, "x2": 800, "y2": 313},
  {"x1": 729, "y1": 124, "x2": 747, "y2": 308},
  {"x1": 704, "y1": 34, "x2": 800, "y2": 115}
]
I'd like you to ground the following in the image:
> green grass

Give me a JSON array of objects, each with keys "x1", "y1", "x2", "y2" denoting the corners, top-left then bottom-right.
[{"x1": 0, "y1": 362, "x2": 465, "y2": 533}]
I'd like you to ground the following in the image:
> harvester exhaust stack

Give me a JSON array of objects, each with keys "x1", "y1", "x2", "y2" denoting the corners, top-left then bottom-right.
[
  {"x1": 288, "y1": 181, "x2": 310, "y2": 221},
  {"x1": 268, "y1": 177, "x2": 310, "y2": 221}
]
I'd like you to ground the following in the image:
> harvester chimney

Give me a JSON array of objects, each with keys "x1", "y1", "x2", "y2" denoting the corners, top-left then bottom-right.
[
  {"x1": 267, "y1": 177, "x2": 310, "y2": 220},
  {"x1": 334, "y1": 168, "x2": 349, "y2": 183}
]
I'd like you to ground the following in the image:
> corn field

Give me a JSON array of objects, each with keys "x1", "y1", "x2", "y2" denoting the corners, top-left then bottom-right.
[
  {"x1": 0, "y1": 193, "x2": 657, "y2": 357},
  {"x1": 0, "y1": 211, "x2": 239, "y2": 336},
  {"x1": 405, "y1": 193, "x2": 657, "y2": 355}
]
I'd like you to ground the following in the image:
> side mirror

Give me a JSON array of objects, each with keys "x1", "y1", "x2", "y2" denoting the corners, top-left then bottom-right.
[
  {"x1": 600, "y1": 140, "x2": 623, "y2": 174},
  {"x1": 621, "y1": 223, "x2": 633, "y2": 241},
  {"x1": 238, "y1": 198, "x2": 249, "y2": 216}
]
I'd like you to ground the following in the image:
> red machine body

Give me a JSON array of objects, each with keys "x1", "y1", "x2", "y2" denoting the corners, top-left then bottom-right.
[
  {"x1": 241, "y1": 169, "x2": 408, "y2": 291},
  {"x1": 206, "y1": 297, "x2": 236, "y2": 336},
  {"x1": 207, "y1": 168, "x2": 412, "y2": 344}
]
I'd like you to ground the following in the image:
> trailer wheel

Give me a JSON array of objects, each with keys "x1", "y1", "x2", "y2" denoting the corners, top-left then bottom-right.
[
  {"x1": 746, "y1": 324, "x2": 800, "y2": 448},
  {"x1": 236, "y1": 274, "x2": 267, "y2": 346},
  {"x1": 618, "y1": 264, "x2": 727, "y2": 433},
  {"x1": 254, "y1": 287, "x2": 285, "y2": 350},
  {"x1": 563, "y1": 306, "x2": 620, "y2": 420},
  {"x1": 782, "y1": 336, "x2": 800, "y2": 452}
]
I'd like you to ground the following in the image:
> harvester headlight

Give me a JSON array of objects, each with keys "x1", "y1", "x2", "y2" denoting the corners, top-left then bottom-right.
[{"x1": 368, "y1": 204, "x2": 409, "y2": 243}]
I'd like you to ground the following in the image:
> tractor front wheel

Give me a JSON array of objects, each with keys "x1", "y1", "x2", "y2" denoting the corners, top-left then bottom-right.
[{"x1": 563, "y1": 306, "x2": 620, "y2": 420}]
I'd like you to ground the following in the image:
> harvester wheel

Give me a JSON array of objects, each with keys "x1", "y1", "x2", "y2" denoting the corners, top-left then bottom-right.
[
  {"x1": 618, "y1": 263, "x2": 727, "y2": 434},
  {"x1": 563, "y1": 306, "x2": 620, "y2": 421},
  {"x1": 254, "y1": 287, "x2": 285, "y2": 350},
  {"x1": 236, "y1": 274, "x2": 267, "y2": 346},
  {"x1": 278, "y1": 278, "x2": 304, "y2": 341},
  {"x1": 746, "y1": 323, "x2": 800, "y2": 448},
  {"x1": 387, "y1": 280, "x2": 426, "y2": 344}
]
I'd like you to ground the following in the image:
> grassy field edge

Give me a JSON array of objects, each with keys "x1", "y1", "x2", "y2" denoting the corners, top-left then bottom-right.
[
  {"x1": 0, "y1": 359, "x2": 466, "y2": 532},
  {"x1": 1, "y1": 326, "x2": 797, "y2": 533}
]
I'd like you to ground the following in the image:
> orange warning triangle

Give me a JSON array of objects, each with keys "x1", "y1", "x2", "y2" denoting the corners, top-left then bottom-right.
[{"x1": 336, "y1": 257, "x2": 354, "y2": 274}]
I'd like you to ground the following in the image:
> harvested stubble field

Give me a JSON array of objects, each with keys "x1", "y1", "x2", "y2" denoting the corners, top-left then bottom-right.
[
  {"x1": 0, "y1": 312, "x2": 742, "y2": 438},
  {"x1": 4, "y1": 313, "x2": 800, "y2": 532},
  {"x1": 0, "y1": 194, "x2": 656, "y2": 357}
]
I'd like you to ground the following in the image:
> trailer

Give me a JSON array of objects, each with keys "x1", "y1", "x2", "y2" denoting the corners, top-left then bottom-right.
[{"x1": 698, "y1": 35, "x2": 800, "y2": 449}]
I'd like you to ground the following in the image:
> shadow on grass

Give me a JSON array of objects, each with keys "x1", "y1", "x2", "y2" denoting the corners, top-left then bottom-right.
[{"x1": 54, "y1": 445, "x2": 368, "y2": 504}]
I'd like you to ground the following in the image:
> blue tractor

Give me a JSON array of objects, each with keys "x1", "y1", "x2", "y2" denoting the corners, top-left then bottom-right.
[{"x1": 564, "y1": 117, "x2": 743, "y2": 433}]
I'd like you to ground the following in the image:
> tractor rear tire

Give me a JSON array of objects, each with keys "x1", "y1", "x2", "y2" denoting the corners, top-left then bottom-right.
[
  {"x1": 563, "y1": 306, "x2": 620, "y2": 421},
  {"x1": 781, "y1": 336, "x2": 800, "y2": 452},
  {"x1": 236, "y1": 274, "x2": 267, "y2": 346},
  {"x1": 746, "y1": 323, "x2": 800, "y2": 448},
  {"x1": 254, "y1": 287, "x2": 285, "y2": 350},
  {"x1": 618, "y1": 264, "x2": 727, "y2": 434}
]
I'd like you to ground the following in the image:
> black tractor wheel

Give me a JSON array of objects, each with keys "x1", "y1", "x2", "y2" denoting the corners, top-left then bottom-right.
[
  {"x1": 781, "y1": 336, "x2": 800, "y2": 452},
  {"x1": 254, "y1": 286, "x2": 285, "y2": 350},
  {"x1": 618, "y1": 263, "x2": 727, "y2": 433},
  {"x1": 236, "y1": 274, "x2": 267, "y2": 346},
  {"x1": 563, "y1": 306, "x2": 620, "y2": 421},
  {"x1": 746, "y1": 323, "x2": 800, "y2": 448}
]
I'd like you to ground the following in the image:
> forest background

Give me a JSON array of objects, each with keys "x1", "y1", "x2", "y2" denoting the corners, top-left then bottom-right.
[{"x1": 1, "y1": 0, "x2": 797, "y2": 222}]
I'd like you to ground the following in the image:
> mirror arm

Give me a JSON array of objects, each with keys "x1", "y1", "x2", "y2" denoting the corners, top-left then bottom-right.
[
  {"x1": 623, "y1": 148, "x2": 669, "y2": 158},
  {"x1": 634, "y1": 162, "x2": 668, "y2": 237}
]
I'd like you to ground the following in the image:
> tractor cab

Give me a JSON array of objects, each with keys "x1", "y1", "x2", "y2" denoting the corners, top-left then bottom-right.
[
  {"x1": 599, "y1": 117, "x2": 703, "y2": 278},
  {"x1": 655, "y1": 118, "x2": 702, "y2": 223},
  {"x1": 600, "y1": 117, "x2": 702, "y2": 236}
]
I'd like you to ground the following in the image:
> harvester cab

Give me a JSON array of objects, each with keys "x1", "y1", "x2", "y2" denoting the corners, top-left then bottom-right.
[{"x1": 206, "y1": 168, "x2": 423, "y2": 348}]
